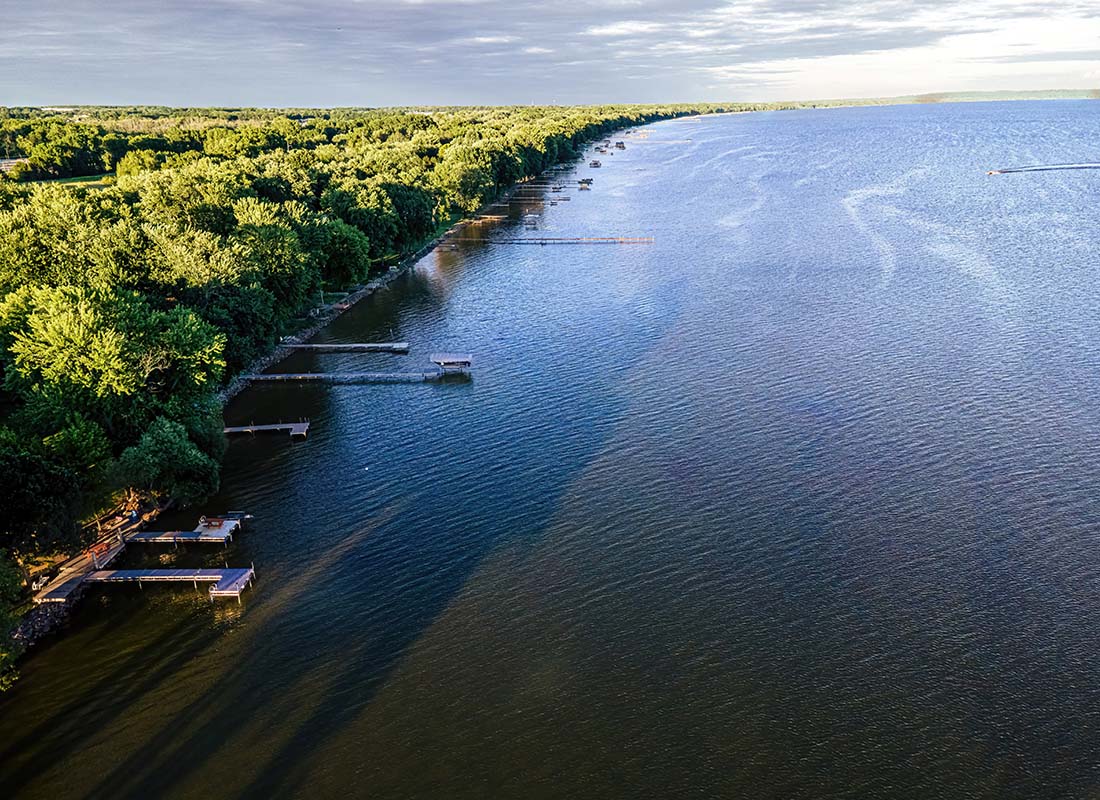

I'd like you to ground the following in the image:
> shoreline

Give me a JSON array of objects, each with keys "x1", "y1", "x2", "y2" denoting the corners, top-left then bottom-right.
[
  {"x1": 216, "y1": 175, "x2": 543, "y2": 405},
  {"x1": 2, "y1": 119, "x2": 662, "y2": 680},
  {"x1": 9, "y1": 496, "x2": 172, "y2": 656},
  {"x1": 4, "y1": 167, "x2": 580, "y2": 661}
]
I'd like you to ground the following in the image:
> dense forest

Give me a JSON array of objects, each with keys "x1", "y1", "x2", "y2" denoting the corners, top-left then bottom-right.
[{"x1": 0, "y1": 101, "x2": 796, "y2": 684}]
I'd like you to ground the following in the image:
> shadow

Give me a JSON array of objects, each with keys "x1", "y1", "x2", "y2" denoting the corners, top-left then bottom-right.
[
  {"x1": 79, "y1": 507, "x2": 405, "y2": 798},
  {"x1": 0, "y1": 611, "x2": 222, "y2": 796},
  {"x1": 81, "y1": 393, "x2": 636, "y2": 798}
]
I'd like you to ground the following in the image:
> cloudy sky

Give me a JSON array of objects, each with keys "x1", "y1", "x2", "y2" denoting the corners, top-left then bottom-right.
[{"x1": 2, "y1": 0, "x2": 1098, "y2": 106}]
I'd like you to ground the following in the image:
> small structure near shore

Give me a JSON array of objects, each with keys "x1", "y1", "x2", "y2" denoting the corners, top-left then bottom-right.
[{"x1": 430, "y1": 353, "x2": 473, "y2": 374}]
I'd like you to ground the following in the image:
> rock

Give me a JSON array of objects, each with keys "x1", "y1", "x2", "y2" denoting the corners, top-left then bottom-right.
[{"x1": 9, "y1": 600, "x2": 76, "y2": 651}]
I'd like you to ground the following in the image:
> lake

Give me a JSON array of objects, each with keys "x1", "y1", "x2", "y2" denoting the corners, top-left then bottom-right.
[{"x1": 3, "y1": 100, "x2": 1100, "y2": 799}]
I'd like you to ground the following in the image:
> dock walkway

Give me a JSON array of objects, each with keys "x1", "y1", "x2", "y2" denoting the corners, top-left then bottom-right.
[
  {"x1": 242, "y1": 371, "x2": 450, "y2": 384},
  {"x1": 451, "y1": 236, "x2": 654, "y2": 245},
  {"x1": 126, "y1": 517, "x2": 242, "y2": 546},
  {"x1": 85, "y1": 567, "x2": 255, "y2": 602},
  {"x1": 223, "y1": 421, "x2": 310, "y2": 438},
  {"x1": 282, "y1": 342, "x2": 409, "y2": 353},
  {"x1": 35, "y1": 540, "x2": 126, "y2": 603},
  {"x1": 34, "y1": 513, "x2": 254, "y2": 604}
]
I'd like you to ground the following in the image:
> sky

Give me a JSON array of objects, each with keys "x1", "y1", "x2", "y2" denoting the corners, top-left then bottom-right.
[{"x1": 2, "y1": 0, "x2": 1099, "y2": 106}]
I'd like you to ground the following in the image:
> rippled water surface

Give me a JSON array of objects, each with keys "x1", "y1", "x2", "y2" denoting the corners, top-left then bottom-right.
[{"x1": 4, "y1": 101, "x2": 1100, "y2": 799}]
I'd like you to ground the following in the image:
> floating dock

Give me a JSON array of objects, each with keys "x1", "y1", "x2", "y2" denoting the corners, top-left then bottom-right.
[
  {"x1": 282, "y1": 342, "x2": 409, "y2": 353},
  {"x1": 84, "y1": 567, "x2": 256, "y2": 602},
  {"x1": 223, "y1": 421, "x2": 310, "y2": 438}
]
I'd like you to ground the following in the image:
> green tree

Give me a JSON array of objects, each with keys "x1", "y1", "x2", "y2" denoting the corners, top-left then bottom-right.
[
  {"x1": 115, "y1": 417, "x2": 219, "y2": 504},
  {"x1": 434, "y1": 142, "x2": 495, "y2": 212},
  {"x1": 319, "y1": 218, "x2": 372, "y2": 286},
  {"x1": 0, "y1": 285, "x2": 224, "y2": 444}
]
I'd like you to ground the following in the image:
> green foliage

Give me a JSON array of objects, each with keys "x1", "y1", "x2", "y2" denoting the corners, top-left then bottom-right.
[
  {"x1": 0, "y1": 644, "x2": 18, "y2": 691},
  {"x1": 43, "y1": 416, "x2": 112, "y2": 476},
  {"x1": 115, "y1": 148, "x2": 163, "y2": 176},
  {"x1": 0, "y1": 286, "x2": 224, "y2": 445},
  {"x1": 434, "y1": 142, "x2": 495, "y2": 212},
  {"x1": 0, "y1": 553, "x2": 21, "y2": 609},
  {"x1": 115, "y1": 417, "x2": 219, "y2": 505},
  {"x1": 318, "y1": 218, "x2": 372, "y2": 286}
]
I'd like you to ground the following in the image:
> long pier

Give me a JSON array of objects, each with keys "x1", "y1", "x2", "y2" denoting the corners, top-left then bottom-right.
[
  {"x1": 223, "y1": 421, "x2": 310, "y2": 438},
  {"x1": 242, "y1": 371, "x2": 449, "y2": 384},
  {"x1": 282, "y1": 342, "x2": 409, "y2": 353},
  {"x1": 85, "y1": 567, "x2": 256, "y2": 602},
  {"x1": 451, "y1": 237, "x2": 654, "y2": 245}
]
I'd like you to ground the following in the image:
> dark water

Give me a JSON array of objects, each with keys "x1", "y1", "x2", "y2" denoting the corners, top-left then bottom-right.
[{"x1": 4, "y1": 100, "x2": 1100, "y2": 799}]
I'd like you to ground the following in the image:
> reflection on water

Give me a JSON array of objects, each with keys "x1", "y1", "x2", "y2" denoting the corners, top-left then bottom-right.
[{"x1": 4, "y1": 101, "x2": 1100, "y2": 799}]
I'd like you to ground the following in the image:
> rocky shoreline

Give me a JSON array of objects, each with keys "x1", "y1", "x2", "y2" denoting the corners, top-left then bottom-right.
[
  {"x1": 7, "y1": 497, "x2": 169, "y2": 657},
  {"x1": 10, "y1": 601, "x2": 77, "y2": 651}
]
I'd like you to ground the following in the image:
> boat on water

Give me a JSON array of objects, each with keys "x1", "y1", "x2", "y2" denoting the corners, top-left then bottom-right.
[{"x1": 589, "y1": 160, "x2": 602, "y2": 167}]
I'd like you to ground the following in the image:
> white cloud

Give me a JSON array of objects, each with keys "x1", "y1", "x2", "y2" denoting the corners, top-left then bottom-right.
[
  {"x1": 3, "y1": 0, "x2": 1099, "y2": 105},
  {"x1": 584, "y1": 21, "x2": 667, "y2": 37},
  {"x1": 467, "y1": 35, "x2": 518, "y2": 44}
]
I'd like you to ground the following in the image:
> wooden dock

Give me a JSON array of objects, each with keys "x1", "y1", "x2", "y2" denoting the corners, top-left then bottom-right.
[
  {"x1": 85, "y1": 567, "x2": 256, "y2": 602},
  {"x1": 242, "y1": 371, "x2": 452, "y2": 384},
  {"x1": 34, "y1": 512, "x2": 254, "y2": 604},
  {"x1": 450, "y1": 237, "x2": 654, "y2": 245},
  {"x1": 126, "y1": 517, "x2": 242, "y2": 546},
  {"x1": 223, "y1": 421, "x2": 310, "y2": 438},
  {"x1": 34, "y1": 538, "x2": 127, "y2": 603},
  {"x1": 282, "y1": 342, "x2": 408, "y2": 353}
]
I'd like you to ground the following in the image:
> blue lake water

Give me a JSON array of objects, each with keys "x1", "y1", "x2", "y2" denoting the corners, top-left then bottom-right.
[{"x1": 3, "y1": 100, "x2": 1100, "y2": 798}]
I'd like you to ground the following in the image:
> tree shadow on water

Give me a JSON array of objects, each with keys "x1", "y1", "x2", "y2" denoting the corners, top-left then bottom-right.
[
  {"x1": 0, "y1": 610, "x2": 223, "y2": 796},
  {"x1": 83, "y1": 503, "x2": 541, "y2": 800}
]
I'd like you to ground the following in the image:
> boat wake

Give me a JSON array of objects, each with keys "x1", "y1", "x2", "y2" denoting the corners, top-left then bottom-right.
[{"x1": 989, "y1": 162, "x2": 1100, "y2": 174}]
